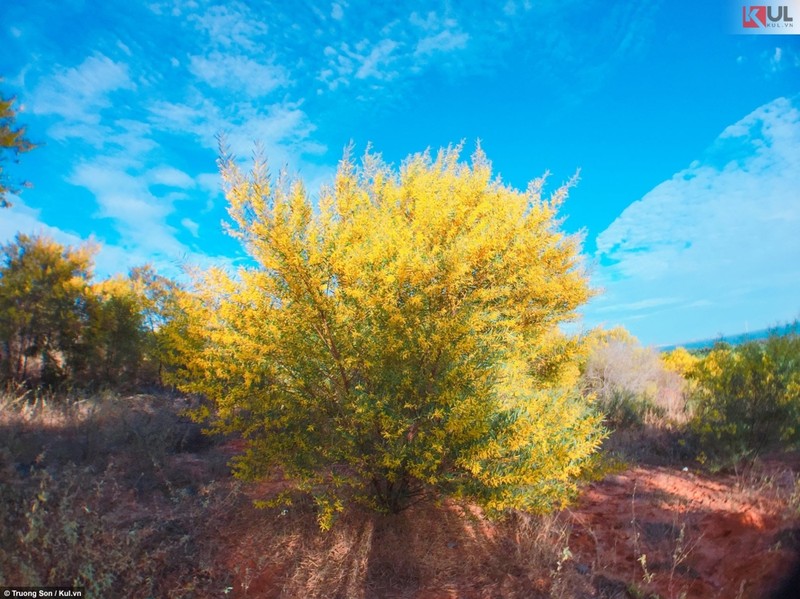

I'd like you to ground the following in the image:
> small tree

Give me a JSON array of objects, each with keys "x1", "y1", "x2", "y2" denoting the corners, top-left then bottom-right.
[
  {"x1": 661, "y1": 346, "x2": 698, "y2": 378},
  {"x1": 0, "y1": 90, "x2": 35, "y2": 208},
  {"x1": 0, "y1": 234, "x2": 93, "y2": 384},
  {"x1": 180, "y1": 145, "x2": 604, "y2": 526}
]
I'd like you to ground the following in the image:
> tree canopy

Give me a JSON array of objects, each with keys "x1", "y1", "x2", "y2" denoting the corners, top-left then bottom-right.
[
  {"x1": 0, "y1": 234, "x2": 93, "y2": 383},
  {"x1": 0, "y1": 234, "x2": 184, "y2": 388},
  {"x1": 0, "y1": 90, "x2": 35, "y2": 208},
  {"x1": 178, "y1": 144, "x2": 604, "y2": 526}
]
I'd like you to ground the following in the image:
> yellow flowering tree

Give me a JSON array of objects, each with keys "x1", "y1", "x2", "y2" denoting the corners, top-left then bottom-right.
[
  {"x1": 180, "y1": 145, "x2": 604, "y2": 525},
  {"x1": 0, "y1": 234, "x2": 93, "y2": 383}
]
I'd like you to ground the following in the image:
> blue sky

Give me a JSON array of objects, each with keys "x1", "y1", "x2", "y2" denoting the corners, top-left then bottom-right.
[{"x1": 0, "y1": 0, "x2": 798, "y2": 346}]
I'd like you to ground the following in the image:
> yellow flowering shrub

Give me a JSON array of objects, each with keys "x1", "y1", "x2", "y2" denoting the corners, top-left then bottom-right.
[
  {"x1": 690, "y1": 331, "x2": 800, "y2": 461},
  {"x1": 178, "y1": 144, "x2": 605, "y2": 526}
]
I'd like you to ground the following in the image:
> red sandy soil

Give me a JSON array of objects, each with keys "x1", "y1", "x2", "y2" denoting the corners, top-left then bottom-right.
[
  {"x1": 206, "y1": 442, "x2": 800, "y2": 598},
  {"x1": 565, "y1": 456, "x2": 800, "y2": 598}
]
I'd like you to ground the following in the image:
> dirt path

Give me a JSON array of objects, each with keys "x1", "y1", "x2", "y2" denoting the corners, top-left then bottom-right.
[{"x1": 565, "y1": 460, "x2": 800, "y2": 598}]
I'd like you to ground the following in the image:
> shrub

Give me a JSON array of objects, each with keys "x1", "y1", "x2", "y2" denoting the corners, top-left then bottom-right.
[
  {"x1": 178, "y1": 144, "x2": 605, "y2": 525},
  {"x1": 582, "y1": 330, "x2": 687, "y2": 428},
  {"x1": 690, "y1": 328, "x2": 800, "y2": 461},
  {"x1": 661, "y1": 346, "x2": 699, "y2": 378},
  {"x1": 599, "y1": 389, "x2": 665, "y2": 431}
]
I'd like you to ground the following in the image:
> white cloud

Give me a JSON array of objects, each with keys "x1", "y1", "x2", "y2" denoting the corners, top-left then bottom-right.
[
  {"x1": 69, "y1": 160, "x2": 185, "y2": 261},
  {"x1": 63, "y1": 157, "x2": 236, "y2": 279},
  {"x1": 764, "y1": 45, "x2": 800, "y2": 74},
  {"x1": 587, "y1": 96, "x2": 800, "y2": 345},
  {"x1": 331, "y1": 2, "x2": 344, "y2": 20},
  {"x1": 148, "y1": 96, "x2": 324, "y2": 162},
  {"x1": 189, "y1": 52, "x2": 288, "y2": 97},
  {"x1": 189, "y1": 2, "x2": 268, "y2": 51},
  {"x1": 0, "y1": 198, "x2": 84, "y2": 249},
  {"x1": 226, "y1": 106, "x2": 320, "y2": 154},
  {"x1": 0, "y1": 198, "x2": 151, "y2": 279},
  {"x1": 591, "y1": 297, "x2": 681, "y2": 315},
  {"x1": 415, "y1": 29, "x2": 469, "y2": 56},
  {"x1": 148, "y1": 97, "x2": 221, "y2": 146},
  {"x1": 320, "y1": 38, "x2": 402, "y2": 88},
  {"x1": 354, "y1": 38, "x2": 400, "y2": 80},
  {"x1": 0, "y1": 196, "x2": 230, "y2": 281},
  {"x1": 116, "y1": 41, "x2": 132, "y2": 57},
  {"x1": 196, "y1": 172, "x2": 222, "y2": 211},
  {"x1": 196, "y1": 172, "x2": 221, "y2": 195},
  {"x1": 72, "y1": 162, "x2": 169, "y2": 220},
  {"x1": 31, "y1": 54, "x2": 135, "y2": 137},
  {"x1": 410, "y1": 11, "x2": 469, "y2": 56},
  {"x1": 181, "y1": 217, "x2": 200, "y2": 237},
  {"x1": 105, "y1": 120, "x2": 158, "y2": 158},
  {"x1": 319, "y1": 10, "x2": 473, "y2": 90},
  {"x1": 148, "y1": 166, "x2": 196, "y2": 189}
]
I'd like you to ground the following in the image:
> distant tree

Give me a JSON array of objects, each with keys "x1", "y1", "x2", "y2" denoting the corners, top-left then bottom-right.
[
  {"x1": 0, "y1": 90, "x2": 35, "y2": 208},
  {"x1": 129, "y1": 264, "x2": 185, "y2": 384},
  {"x1": 76, "y1": 277, "x2": 146, "y2": 386},
  {"x1": 66, "y1": 266, "x2": 188, "y2": 388},
  {"x1": 178, "y1": 144, "x2": 604, "y2": 527},
  {"x1": 0, "y1": 232, "x2": 190, "y2": 388},
  {"x1": 0, "y1": 234, "x2": 93, "y2": 383}
]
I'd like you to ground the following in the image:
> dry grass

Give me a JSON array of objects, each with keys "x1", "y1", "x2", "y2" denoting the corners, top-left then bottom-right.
[
  {"x1": 3, "y1": 387, "x2": 798, "y2": 598},
  {"x1": 0, "y1": 388, "x2": 591, "y2": 598},
  {"x1": 221, "y1": 495, "x2": 589, "y2": 599},
  {"x1": 0, "y1": 388, "x2": 239, "y2": 596}
]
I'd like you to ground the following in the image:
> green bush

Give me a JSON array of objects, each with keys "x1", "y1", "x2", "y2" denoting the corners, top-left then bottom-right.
[
  {"x1": 601, "y1": 389, "x2": 665, "y2": 431},
  {"x1": 690, "y1": 328, "x2": 800, "y2": 461}
]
